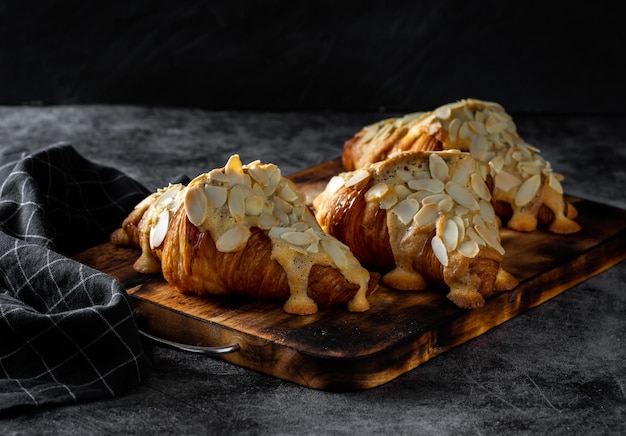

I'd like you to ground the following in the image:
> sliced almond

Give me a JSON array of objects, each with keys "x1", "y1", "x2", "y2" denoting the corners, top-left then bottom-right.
[
  {"x1": 451, "y1": 156, "x2": 476, "y2": 186},
  {"x1": 263, "y1": 167, "x2": 282, "y2": 197},
  {"x1": 413, "y1": 202, "x2": 439, "y2": 227},
  {"x1": 365, "y1": 181, "x2": 389, "y2": 201},
  {"x1": 514, "y1": 174, "x2": 541, "y2": 207},
  {"x1": 394, "y1": 184, "x2": 413, "y2": 199},
  {"x1": 489, "y1": 155, "x2": 505, "y2": 171},
  {"x1": 215, "y1": 225, "x2": 251, "y2": 252},
  {"x1": 466, "y1": 227, "x2": 485, "y2": 246},
  {"x1": 321, "y1": 239, "x2": 348, "y2": 269},
  {"x1": 268, "y1": 226, "x2": 295, "y2": 239},
  {"x1": 457, "y1": 240, "x2": 480, "y2": 258},
  {"x1": 282, "y1": 231, "x2": 316, "y2": 246},
  {"x1": 379, "y1": 193, "x2": 398, "y2": 210},
  {"x1": 257, "y1": 213, "x2": 280, "y2": 229},
  {"x1": 485, "y1": 114, "x2": 508, "y2": 133},
  {"x1": 446, "y1": 181, "x2": 479, "y2": 210},
  {"x1": 478, "y1": 199, "x2": 496, "y2": 224},
  {"x1": 431, "y1": 235, "x2": 449, "y2": 267},
  {"x1": 184, "y1": 186, "x2": 208, "y2": 227},
  {"x1": 149, "y1": 210, "x2": 170, "y2": 249},
  {"x1": 438, "y1": 197, "x2": 454, "y2": 213},
  {"x1": 273, "y1": 209, "x2": 290, "y2": 226},
  {"x1": 434, "y1": 105, "x2": 452, "y2": 120},
  {"x1": 448, "y1": 118, "x2": 461, "y2": 143},
  {"x1": 470, "y1": 173, "x2": 491, "y2": 201},
  {"x1": 429, "y1": 153, "x2": 449, "y2": 182},
  {"x1": 344, "y1": 168, "x2": 371, "y2": 187},
  {"x1": 273, "y1": 196, "x2": 292, "y2": 213},
  {"x1": 407, "y1": 178, "x2": 444, "y2": 193},
  {"x1": 245, "y1": 195, "x2": 264, "y2": 216},
  {"x1": 208, "y1": 169, "x2": 229, "y2": 184},
  {"x1": 469, "y1": 135, "x2": 489, "y2": 161},
  {"x1": 422, "y1": 193, "x2": 451, "y2": 205},
  {"x1": 459, "y1": 121, "x2": 472, "y2": 141},
  {"x1": 494, "y1": 170, "x2": 522, "y2": 192},
  {"x1": 453, "y1": 216, "x2": 466, "y2": 244},
  {"x1": 442, "y1": 218, "x2": 459, "y2": 251},
  {"x1": 391, "y1": 198, "x2": 420, "y2": 225},
  {"x1": 279, "y1": 182, "x2": 299, "y2": 203},
  {"x1": 475, "y1": 224, "x2": 505, "y2": 255},
  {"x1": 228, "y1": 185, "x2": 246, "y2": 220},
  {"x1": 225, "y1": 154, "x2": 245, "y2": 186},
  {"x1": 204, "y1": 184, "x2": 228, "y2": 208},
  {"x1": 247, "y1": 164, "x2": 270, "y2": 186},
  {"x1": 154, "y1": 185, "x2": 182, "y2": 210}
]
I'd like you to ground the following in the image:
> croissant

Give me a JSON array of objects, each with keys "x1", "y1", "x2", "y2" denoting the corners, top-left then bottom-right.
[
  {"x1": 111, "y1": 154, "x2": 377, "y2": 315},
  {"x1": 314, "y1": 150, "x2": 518, "y2": 309},
  {"x1": 342, "y1": 99, "x2": 580, "y2": 234}
]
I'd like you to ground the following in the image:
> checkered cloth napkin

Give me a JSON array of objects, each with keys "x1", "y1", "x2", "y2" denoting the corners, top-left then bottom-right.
[{"x1": 0, "y1": 143, "x2": 153, "y2": 414}]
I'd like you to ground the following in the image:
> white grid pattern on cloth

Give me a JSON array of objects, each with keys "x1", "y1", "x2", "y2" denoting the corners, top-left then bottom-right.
[{"x1": 0, "y1": 143, "x2": 152, "y2": 414}]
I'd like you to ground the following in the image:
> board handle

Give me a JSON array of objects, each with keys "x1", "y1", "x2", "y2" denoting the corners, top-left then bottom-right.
[{"x1": 139, "y1": 329, "x2": 240, "y2": 356}]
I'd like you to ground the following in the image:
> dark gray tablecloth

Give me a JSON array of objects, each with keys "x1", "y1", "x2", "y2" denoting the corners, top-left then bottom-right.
[{"x1": 1, "y1": 106, "x2": 624, "y2": 435}]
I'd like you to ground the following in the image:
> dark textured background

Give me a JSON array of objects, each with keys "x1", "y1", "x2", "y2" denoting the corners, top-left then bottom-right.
[
  {"x1": 1, "y1": 1, "x2": 624, "y2": 113},
  {"x1": 2, "y1": 2, "x2": 625, "y2": 433}
]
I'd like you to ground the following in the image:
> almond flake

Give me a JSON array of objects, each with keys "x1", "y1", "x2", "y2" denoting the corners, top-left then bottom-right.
[
  {"x1": 470, "y1": 173, "x2": 491, "y2": 201},
  {"x1": 345, "y1": 168, "x2": 370, "y2": 187},
  {"x1": 407, "y1": 178, "x2": 444, "y2": 193},
  {"x1": 379, "y1": 193, "x2": 398, "y2": 210},
  {"x1": 365, "y1": 182, "x2": 390, "y2": 202},
  {"x1": 216, "y1": 225, "x2": 251, "y2": 252},
  {"x1": 204, "y1": 184, "x2": 227, "y2": 208},
  {"x1": 228, "y1": 185, "x2": 246, "y2": 220},
  {"x1": 149, "y1": 210, "x2": 170, "y2": 249},
  {"x1": 434, "y1": 105, "x2": 452, "y2": 120},
  {"x1": 321, "y1": 239, "x2": 348, "y2": 269},
  {"x1": 184, "y1": 187, "x2": 208, "y2": 227},
  {"x1": 247, "y1": 164, "x2": 270, "y2": 186},
  {"x1": 225, "y1": 154, "x2": 245, "y2": 186},
  {"x1": 282, "y1": 231, "x2": 316, "y2": 246},
  {"x1": 245, "y1": 195, "x2": 264, "y2": 216},
  {"x1": 451, "y1": 156, "x2": 476, "y2": 186},
  {"x1": 391, "y1": 198, "x2": 420, "y2": 225},
  {"x1": 457, "y1": 240, "x2": 480, "y2": 258},
  {"x1": 413, "y1": 202, "x2": 439, "y2": 227},
  {"x1": 446, "y1": 181, "x2": 479, "y2": 210},
  {"x1": 514, "y1": 174, "x2": 541, "y2": 207},
  {"x1": 431, "y1": 235, "x2": 449, "y2": 266},
  {"x1": 442, "y1": 218, "x2": 459, "y2": 251},
  {"x1": 429, "y1": 153, "x2": 449, "y2": 182},
  {"x1": 494, "y1": 171, "x2": 522, "y2": 192}
]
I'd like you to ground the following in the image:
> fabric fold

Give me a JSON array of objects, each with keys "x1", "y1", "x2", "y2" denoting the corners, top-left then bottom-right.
[{"x1": 0, "y1": 143, "x2": 152, "y2": 414}]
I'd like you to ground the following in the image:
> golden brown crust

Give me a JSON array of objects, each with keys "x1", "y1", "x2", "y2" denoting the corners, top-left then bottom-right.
[
  {"x1": 160, "y1": 206, "x2": 376, "y2": 309},
  {"x1": 315, "y1": 150, "x2": 518, "y2": 309},
  {"x1": 111, "y1": 157, "x2": 378, "y2": 315},
  {"x1": 341, "y1": 99, "x2": 581, "y2": 234}
]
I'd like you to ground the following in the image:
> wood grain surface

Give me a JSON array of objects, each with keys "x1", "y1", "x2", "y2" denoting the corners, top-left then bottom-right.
[{"x1": 74, "y1": 158, "x2": 626, "y2": 391}]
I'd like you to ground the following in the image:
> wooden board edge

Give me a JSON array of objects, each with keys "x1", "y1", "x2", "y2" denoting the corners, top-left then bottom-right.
[{"x1": 131, "y1": 227, "x2": 626, "y2": 391}]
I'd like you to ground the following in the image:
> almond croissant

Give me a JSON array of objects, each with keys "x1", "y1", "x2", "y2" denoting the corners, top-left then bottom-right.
[
  {"x1": 342, "y1": 99, "x2": 580, "y2": 234},
  {"x1": 111, "y1": 155, "x2": 376, "y2": 315},
  {"x1": 314, "y1": 150, "x2": 518, "y2": 309}
]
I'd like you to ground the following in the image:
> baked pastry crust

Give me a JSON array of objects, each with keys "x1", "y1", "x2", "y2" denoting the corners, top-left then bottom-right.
[
  {"x1": 315, "y1": 150, "x2": 518, "y2": 309},
  {"x1": 111, "y1": 155, "x2": 377, "y2": 315},
  {"x1": 343, "y1": 99, "x2": 580, "y2": 234}
]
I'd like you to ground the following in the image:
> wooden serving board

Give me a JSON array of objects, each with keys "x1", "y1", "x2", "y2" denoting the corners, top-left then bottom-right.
[{"x1": 74, "y1": 158, "x2": 626, "y2": 392}]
